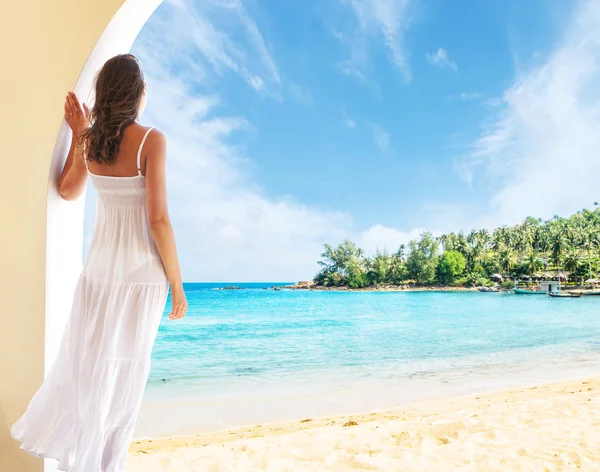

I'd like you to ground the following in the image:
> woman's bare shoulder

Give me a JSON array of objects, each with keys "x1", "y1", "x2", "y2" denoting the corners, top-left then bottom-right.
[
  {"x1": 144, "y1": 126, "x2": 167, "y2": 145},
  {"x1": 141, "y1": 126, "x2": 167, "y2": 160},
  {"x1": 125, "y1": 122, "x2": 165, "y2": 138}
]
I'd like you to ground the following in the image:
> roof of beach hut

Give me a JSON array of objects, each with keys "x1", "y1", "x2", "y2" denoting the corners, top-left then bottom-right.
[
  {"x1": 555, "y1": 272, "x2": 569, "y2": 280},
  {"x1": 490, "y1": 273, "x2": 503, "y2": 279},
  {"x1": 585, "y1": 278, "x2": 599, "y2": 283}
]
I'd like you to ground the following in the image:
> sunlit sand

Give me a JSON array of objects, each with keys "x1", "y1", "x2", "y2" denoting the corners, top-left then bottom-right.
[{"x1": 128, "y1": 376, "x2": 600, "y2": 471}]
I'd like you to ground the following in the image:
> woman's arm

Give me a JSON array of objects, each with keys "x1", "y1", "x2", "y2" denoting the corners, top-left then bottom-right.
[
  {"x1": 58, "y1": 92, "x2": 89, "y2": 201},
  {"x1": 145, "y1": 129, "x2": 188, "y2": 320}
]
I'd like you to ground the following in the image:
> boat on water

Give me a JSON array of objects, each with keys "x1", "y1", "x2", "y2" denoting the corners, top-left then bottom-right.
[
  {"x1": 547, "y1": 280, "x2": 581, "y2": 298},
  {"x1": 548, "y1": 291, "x2": 581, "y2": 298},
  {"x1": 513, "y1": 288, "x2": 546, "y2": 295},
  {"x1": 513, "y1": 280, "x2": 560, "y2": 295}
]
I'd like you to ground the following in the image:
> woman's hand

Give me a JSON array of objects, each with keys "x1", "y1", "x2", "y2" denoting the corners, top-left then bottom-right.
[
  {"x1": 168, "y1": 283, "x2": 188, "y2": 320},
  {"x1": 64, "y1": 91, "x2": 90, "y2": 136}
]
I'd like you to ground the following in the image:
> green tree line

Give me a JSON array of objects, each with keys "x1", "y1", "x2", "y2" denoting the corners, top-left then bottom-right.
[{"x1": 314, "y1": 206, "x2": 600, "y2": 288}]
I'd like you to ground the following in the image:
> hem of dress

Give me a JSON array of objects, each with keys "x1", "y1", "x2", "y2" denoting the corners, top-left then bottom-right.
[
  {"x1": 13, "y1": 421, "x2": 135, "y2": 472},
  {"x1": 18, "y1": 447, "x2": 67, "y2": 471},
  {"x1": 12, "y1": 431, "x2": 68, "y2": 472}
]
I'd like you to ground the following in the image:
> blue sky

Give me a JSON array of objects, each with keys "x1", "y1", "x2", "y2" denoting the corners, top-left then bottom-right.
[{"x1": 84, "y1": 0, "x2": 600, "y2": 281}]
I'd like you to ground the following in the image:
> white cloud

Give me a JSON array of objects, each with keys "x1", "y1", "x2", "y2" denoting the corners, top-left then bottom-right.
[
  {"x1": 336, "y1": 0, "x2": 414, "y2": 81},
  {"x1": 333, "y1": 29, "x2": 369, "y2": 81},
  {"x1": 426, "y1": 48, "x2": 457, "y2": 72},
  {"x1": 231, "y1": 0, "x2": 281, "y2": 87},
  {"x1": 139, "y1": 79, "x2": 353, "y2": 282},
  {"x1": 83, "y1": 1, "x2": 432, "y2": 282},
  {"x1": 357, "y1": 225, "x2": 427, "y2": 255},
  {"x1": 248, "y1": 75, "x2": 265, "y2": 92},
  {"x1": 461, "y1": 0, "x2": 600, "y2": 228},
  {"x1": 371, "y1": 123, "x2": 391, "y2": 154},
  {"x1": 92, "y1": 1, "x2": 356, "y2": 282},
  {"x1": 419, "y1": 202, "x2": 479, "y2": 235},
  {"x1": 137, "y1": 0, "x2": 281, "y2": 96}
]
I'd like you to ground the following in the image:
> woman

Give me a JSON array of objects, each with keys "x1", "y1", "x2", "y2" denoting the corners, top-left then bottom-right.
[{"x1": 11, "y1": 54, "x2": 187, "y2": 471}]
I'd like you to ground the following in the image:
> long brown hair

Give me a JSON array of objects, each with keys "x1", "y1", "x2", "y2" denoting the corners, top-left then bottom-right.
[{"x1": 82, "y1": 54, "x2": 145, "y2": 164}]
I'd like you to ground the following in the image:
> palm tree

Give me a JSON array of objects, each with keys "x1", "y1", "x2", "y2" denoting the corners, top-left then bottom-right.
[
  {"x1": 549, "y1": 253, "x2": 562, "y2": 272},
  {"x1": 314, "y1": 200, "x2": 600, "y2": 289},
  {"x1": 388, "y1": 256, "x2": 403, "y2": 282},
  {"x1": 318, "y1": 244, "x2": 338, "y2": 272},
  {"x1": 504, "y1": 228, "x2": 517, "y2": 252},
  {"x1": 356, "y1": 246, "x2": 365, "y2": 261},
  {"x1": 523, "y1": 251, "x2": 543, "y2": 275},
  {"x1": 317, "y1": 240, "x2": 367, "y2": 281},
  {"x1": 581, "y1": 232, "x2": 599, "y2": 280},
  {"x1": 563, "y1": 249, "x2": 580, "y2": 274},
  {"x1": 499, "y1": 249, "x2": 517, "y2": 277},
  {"x1": 549, "y1": 231, "x2": 569, "y2": 270},
  {"x1": 531, "y1": 226, "x2": 541, "y2": 254},
  {"x1": 395, "y1": 244, "x2": 406, "y2": 262},
  {"x1": 456, "y1": 232, "x2": 469, "y2": 256},
  {"x1": 467, "y1": 229, "x2": 478, "y2": 246},
  {"x1": 438, "y1": 234, "x2": 448, "y2": 252},
  {"x1": 471, "y1": 243, "x2": 483, "y2": 267},
  {"x1": 533, "y1": 225, "x2": 550, "y2": 254},
  {"x1": 369, "y1": 250, "x2": 391, "y2": 284},
  {"x1": 563, "y1": 222, "x2": 576, "y2": 247},
  {"x1": 492, "y1": 227, "x2": 506, "y2": 252},
  {"x1": 479, "y1": 229, "x2": 491, "y2": 246},
  {"x1": 477, "y1": 229, "x2": 491, "y2": 263},
  {"x1": 516, "y1": 220, "x2": 533, "y2": 255}
]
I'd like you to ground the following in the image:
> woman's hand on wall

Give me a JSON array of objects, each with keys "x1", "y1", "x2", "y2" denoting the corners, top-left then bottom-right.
[{"x1": 64, "y1": 92, "x2": 89, "y2": 136}]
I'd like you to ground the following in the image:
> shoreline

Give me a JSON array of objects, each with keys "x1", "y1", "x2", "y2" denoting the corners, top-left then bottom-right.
[
  {"x1": 284, "y1": 283, "x2": 480, "y2": 292},
  {"x1": 130, "y1": 374, "x2": 596, "y2": 450},
  {"x1": 136, "y1": 345, "x2": 600, "y2": 439},
  {"x1": 128, "y1": 375, "x2": 600, "y2": 470}
]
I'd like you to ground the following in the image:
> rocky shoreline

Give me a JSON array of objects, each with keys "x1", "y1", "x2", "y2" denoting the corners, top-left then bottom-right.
[
  {"x1": 284, "y1": 281, "x2": 478, "y2": 292},
  {"x1": 213, "y1": 283, "x2": 479, "y2": 292}
]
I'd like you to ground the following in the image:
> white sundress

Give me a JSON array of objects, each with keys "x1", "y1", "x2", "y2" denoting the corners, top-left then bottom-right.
[{"x1": 11, "y1": 127, "x2": 169, "y2": 472}]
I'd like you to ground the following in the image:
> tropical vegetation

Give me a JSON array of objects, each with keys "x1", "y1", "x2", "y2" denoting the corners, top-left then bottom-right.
[{"x1": 313, "y1": 206, "x2": 600, "y2": 288}]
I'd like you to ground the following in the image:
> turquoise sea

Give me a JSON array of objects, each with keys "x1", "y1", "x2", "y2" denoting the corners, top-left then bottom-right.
[{"x1": 135, "y1": 283, "x2": 600, "y2": 438}]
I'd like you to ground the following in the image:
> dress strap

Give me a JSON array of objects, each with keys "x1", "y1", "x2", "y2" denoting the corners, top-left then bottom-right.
[{"x1": 137, "y1": 127, "x2": 154, "y2": 176}]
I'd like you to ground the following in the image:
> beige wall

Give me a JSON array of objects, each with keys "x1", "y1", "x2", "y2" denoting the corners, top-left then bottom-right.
[{"x1": 0, "y1": 1, "x2": 125, "y2": 470}]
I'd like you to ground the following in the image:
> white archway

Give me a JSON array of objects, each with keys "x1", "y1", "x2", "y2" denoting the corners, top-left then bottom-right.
[{"x1": 44, "y1": 1, "x2": 162, "y2": 470}]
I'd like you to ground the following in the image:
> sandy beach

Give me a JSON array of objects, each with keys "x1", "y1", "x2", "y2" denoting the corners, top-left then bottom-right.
[{"x1": 128, "y1": 376, "x2": 600, "y2": 471}]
